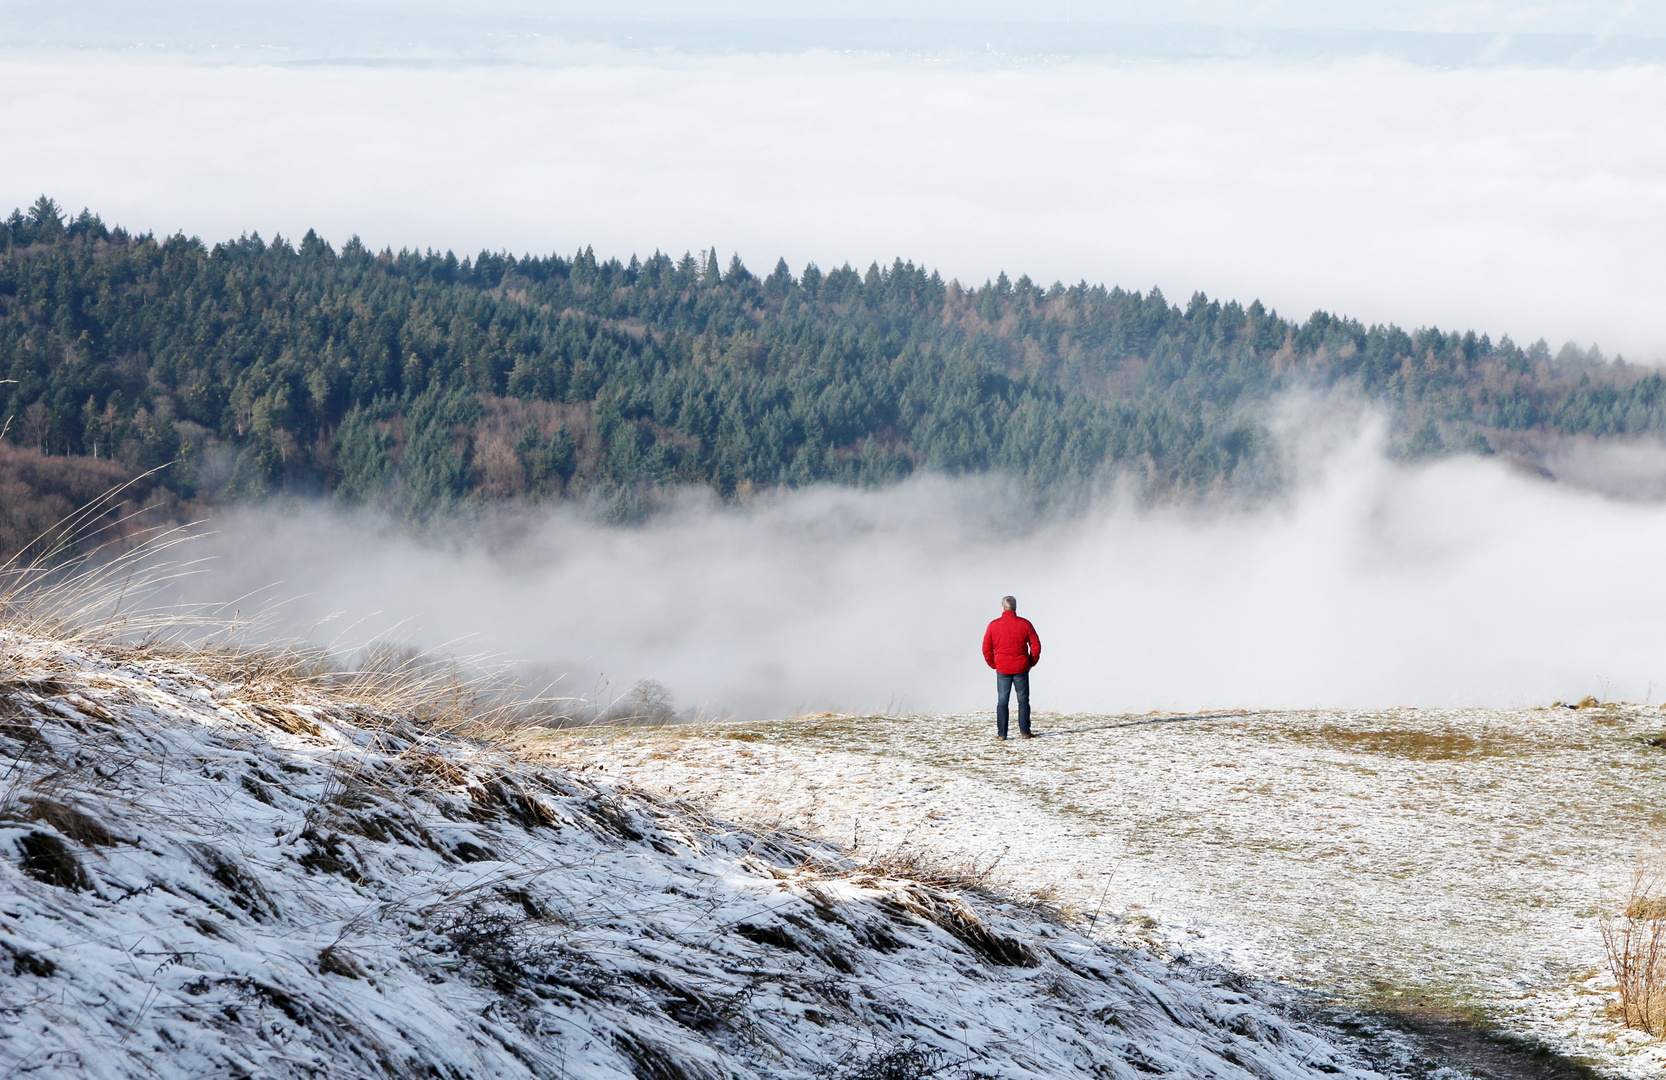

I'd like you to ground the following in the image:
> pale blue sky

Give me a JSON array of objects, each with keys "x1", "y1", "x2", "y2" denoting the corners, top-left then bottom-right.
[
  {"x1": 490, "y1": 2, "x2": 1660, "y2": 35},
  {"x1": 3, "y1": 1, "x2": 1662, "y2": 55}
]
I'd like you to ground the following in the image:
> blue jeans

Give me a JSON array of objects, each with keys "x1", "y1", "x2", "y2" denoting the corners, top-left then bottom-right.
[{"x1": 995, "y1": 671, "x2": 1030, "y2": 738}]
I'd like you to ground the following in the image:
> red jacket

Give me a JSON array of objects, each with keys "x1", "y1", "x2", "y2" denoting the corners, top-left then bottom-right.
[{"x1": 982, "y1": 611, "x2": 1041, "y2": 675}]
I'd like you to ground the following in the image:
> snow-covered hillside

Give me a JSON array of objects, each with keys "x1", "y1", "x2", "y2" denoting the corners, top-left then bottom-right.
[
  {"x1": 538, "y1": 707, "x2": 1666, "y2": 1078},
  {"x1": 0, "y1": 630, "x2": 1385, "y2": 1079}
]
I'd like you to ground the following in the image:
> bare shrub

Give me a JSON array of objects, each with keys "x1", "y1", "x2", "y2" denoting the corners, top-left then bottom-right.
[
  {"x1": 818, "y1": 1042, "x2": 959, "y2": 1080},
  {"x1": 1600, "y1": 859, "x2": 1666, "y2": 1035},
  {"x1": 427, "y1": 897, "x2": 569, "y2": 989},
  {"x1": 598, "y1": 679, "x2": 679, "y2": 726}
]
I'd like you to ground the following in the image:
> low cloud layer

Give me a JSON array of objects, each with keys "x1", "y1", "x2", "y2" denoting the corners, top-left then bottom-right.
[
  {"x1": 157, "y1": 427, "x2": 1666, "y2": 719},
  {"x1": 3, "y1": 50, "x2": 1663, "y2": 356}
]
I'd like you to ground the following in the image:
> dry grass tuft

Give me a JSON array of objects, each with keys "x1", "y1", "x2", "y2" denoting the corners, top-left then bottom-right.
[
  {"x1": 7, "y1": 798, "x2": 117, "y2": 847},
  {"x1": 16, "y1": 831, "x2": 89, "y2": 891},
  {"x1": 0, "y1": 468, "x2": 208, "y2": 647},
  {"x1": 861, "y1": 841, "x2": 1012, "y2": 898},
  {"x1": 1306, "y1": 725, "x2": 1497, "y2": 760},
  {"x1": 0, "y1": 484, "x2": 599, "y2": 751},
  {"x1": 840, "y1": 838, "x2": 1063, "y2": 923},
  {"x1": 403, "y1": 753, "x2": 471, "y2": 789},
  {"x1": 687, "y1": 827, "x2": 1051, "y2": 970},
  {"x1": 878, "y1": 881, "x2": 1039, "y2": 967},
  {"x1": 1600, "y1": 858, "x2": 1666, "y2": 1036}
]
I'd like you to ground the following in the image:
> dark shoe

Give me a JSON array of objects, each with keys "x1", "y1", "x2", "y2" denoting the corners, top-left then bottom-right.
[{"x1": 1018, "y1": 732, "x2": 1034, "y2": 739}]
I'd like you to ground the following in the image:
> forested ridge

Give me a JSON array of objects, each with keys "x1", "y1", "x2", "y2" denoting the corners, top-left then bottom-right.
[{"x1": 3, "y1": 195, "x2": 1660, "y2": 529}]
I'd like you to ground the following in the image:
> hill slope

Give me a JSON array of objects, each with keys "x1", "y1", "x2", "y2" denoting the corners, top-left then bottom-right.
[
  {"x1": 543, "y1": 708, "x2": 1665, "y2": 1078},
  {"x1": 4, "y1": 198, "x2": 1663, "y2": 535},
  {"x1": 0, "y1": 630, "x2": 1386, "y2": 1079}
]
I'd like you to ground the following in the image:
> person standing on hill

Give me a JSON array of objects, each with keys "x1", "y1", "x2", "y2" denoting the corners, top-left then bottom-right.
[{"x1": 982, "y1": 595, "x2": 1041, "y2": 740}]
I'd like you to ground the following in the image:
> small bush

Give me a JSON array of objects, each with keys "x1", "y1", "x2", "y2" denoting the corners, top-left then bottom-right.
[
  {"x1": 427, "y1": 897, "x2": 569, "y2": 992},
  {"x1": 1601, "y1": 860, "x2": 1666, "y2": 1035},
  {"x1": 822, "y1": 1043, "x2": 955, "y2": 1080}
]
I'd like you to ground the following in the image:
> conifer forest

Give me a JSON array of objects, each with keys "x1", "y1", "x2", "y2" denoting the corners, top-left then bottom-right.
[{"x1": 2, "y1": 195, "x2": 1658, "y2": 531}]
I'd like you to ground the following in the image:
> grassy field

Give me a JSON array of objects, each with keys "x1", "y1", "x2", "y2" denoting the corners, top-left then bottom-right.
[{"x1": 539, "y1": 704, "x2": 1666, "y2": 1077}]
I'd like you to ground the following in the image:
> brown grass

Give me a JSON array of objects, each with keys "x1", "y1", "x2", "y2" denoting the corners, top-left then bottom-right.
[
  {"x1": 1304, "y1": 725, "x2": 1499, "y2": 760},
  {"x1": 0, "y1": 465, "x2": 209, "y2": 646},
  {"x1": 1601, "y1": 859, "x2": 1666, "y2": 1036},
  {"x1": 860, "y1": 840, "x2": 1014, "y2": 897},
  {"x1": 6, "y1": 798, "x2": 117, "y2": 846},
  {"x1": 0, "y1": 476, "x2": 600, "y2": 746}
]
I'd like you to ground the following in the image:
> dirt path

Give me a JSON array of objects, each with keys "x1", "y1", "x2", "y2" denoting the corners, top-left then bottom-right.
[{"x1": 537, "y1": 705, "x2": 1666, "y2": 1078}]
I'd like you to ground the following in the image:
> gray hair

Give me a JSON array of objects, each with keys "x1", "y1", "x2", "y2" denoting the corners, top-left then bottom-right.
[{"x1": 1001, "y1": 595, "x2": 1017, "y2": 611}]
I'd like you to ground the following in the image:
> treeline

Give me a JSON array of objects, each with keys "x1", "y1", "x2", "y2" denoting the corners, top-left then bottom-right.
[{"x1": 1, "y1": 195, "x2": 1657, "y2": 520}]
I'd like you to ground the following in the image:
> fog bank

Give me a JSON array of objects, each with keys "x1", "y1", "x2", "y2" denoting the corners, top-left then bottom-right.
[{"x1": 160, "y1": 430, "x2": 1666, "y2": 718}]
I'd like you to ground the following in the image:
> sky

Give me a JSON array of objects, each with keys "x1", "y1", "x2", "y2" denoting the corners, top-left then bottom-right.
[
  {"x1": 8, "y1": 2, "x2": 1664, "y2": 37},
  {"x1": 11, "y1": 1, "x2": 1666, "y2": 712}
]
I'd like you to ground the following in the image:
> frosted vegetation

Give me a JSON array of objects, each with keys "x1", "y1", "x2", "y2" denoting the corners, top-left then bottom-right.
[
  {"x1": 542, "y1": 705, "x2": 1666, "y2": 1078},
  {"x1": 2, "y1": 631, "x2": 1399, "y2": 1079}
]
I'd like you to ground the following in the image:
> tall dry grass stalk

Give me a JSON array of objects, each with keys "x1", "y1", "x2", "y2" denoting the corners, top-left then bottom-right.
[
  {"x1": 0, "y1": 481, "x2": 589, "y2": 742},
  {"x1": 1600, "y1": 859, "x2": 1666, "y2": 1036},
  {"x1": 0, "y1": 469, "x2": 211, "y2": 646}
]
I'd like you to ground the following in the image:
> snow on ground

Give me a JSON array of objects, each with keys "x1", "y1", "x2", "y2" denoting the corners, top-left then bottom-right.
[
  {"x1": 0, "y1": 630, "x2": 1388, "y2": 1080},
  {"x1": 536, "y1": 706, "x2": 1666, "y2": 1078}
]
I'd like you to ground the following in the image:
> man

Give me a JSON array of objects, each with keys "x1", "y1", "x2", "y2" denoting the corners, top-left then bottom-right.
[{"x1": 981, "y1": 595, "x2": 1041, "y2": 740}]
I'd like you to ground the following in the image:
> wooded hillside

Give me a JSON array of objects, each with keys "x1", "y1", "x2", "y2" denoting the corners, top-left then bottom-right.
[{"x1": 2, "y1": 195, "x2": 1657, "y2": 524}]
